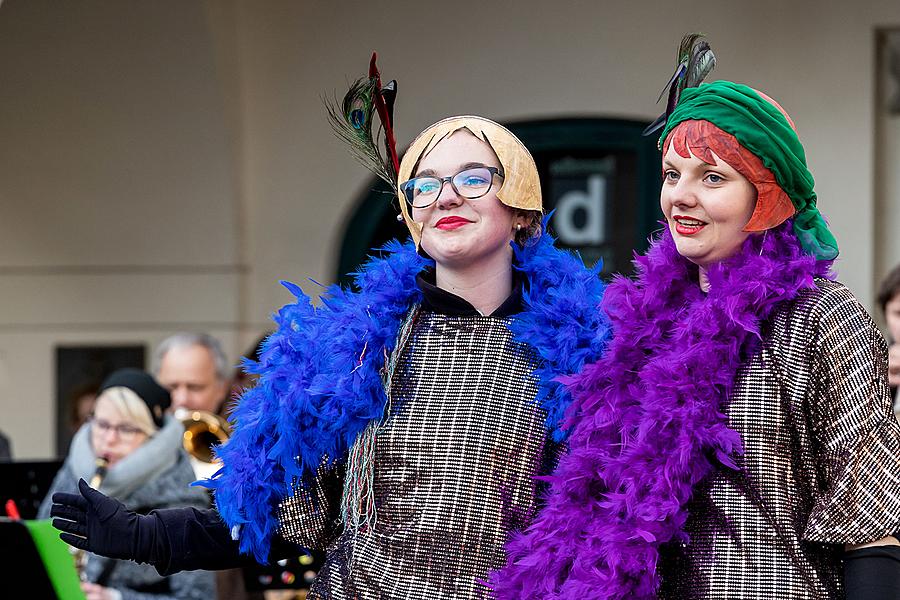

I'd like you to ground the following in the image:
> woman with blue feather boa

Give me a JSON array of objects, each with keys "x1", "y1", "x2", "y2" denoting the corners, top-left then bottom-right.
[{"x1": 50, "y1": 105, "x2": 609, "y2": 598}]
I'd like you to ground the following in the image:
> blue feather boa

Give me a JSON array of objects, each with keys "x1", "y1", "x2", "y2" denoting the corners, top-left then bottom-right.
[{"x1": 204, "y1": 232, "x2": 609, "y2": 562}]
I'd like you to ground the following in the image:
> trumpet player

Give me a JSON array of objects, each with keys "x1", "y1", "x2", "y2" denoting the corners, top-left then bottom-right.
[
  {"x1": 153, "y1": 332, "x2": 232, "y2": 482},
  {"x1": 153, "y1": 332, "x2": 230, "y2": 417}
]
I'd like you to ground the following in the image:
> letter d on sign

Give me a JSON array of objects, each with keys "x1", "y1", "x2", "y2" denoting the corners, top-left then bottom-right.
[{"x1": 554, "y1": 175, "x2": 607, "y2": 246}]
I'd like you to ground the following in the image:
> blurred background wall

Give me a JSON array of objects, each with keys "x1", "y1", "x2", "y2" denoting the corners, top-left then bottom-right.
[{"x1": 0, "y1": 0, "x2": 898, "y2": 458}]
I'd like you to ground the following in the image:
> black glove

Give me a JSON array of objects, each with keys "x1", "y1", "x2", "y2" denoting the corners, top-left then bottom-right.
[{"x1": 50, "y1": 478, "x2": 161, "y2": 565}]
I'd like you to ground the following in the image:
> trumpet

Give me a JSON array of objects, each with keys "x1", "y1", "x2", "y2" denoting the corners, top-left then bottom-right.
[
  {"x1": 174, "y1": 408, "x2": 230, "y2": 479},
  {"x1": 72, "y1": 456, "x2": 109, "y2": 581}
]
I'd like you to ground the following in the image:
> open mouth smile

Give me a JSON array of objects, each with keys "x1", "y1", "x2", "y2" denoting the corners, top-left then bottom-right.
[{"x1": 673, "y1": 215, "x2": 707, "y2": 235}]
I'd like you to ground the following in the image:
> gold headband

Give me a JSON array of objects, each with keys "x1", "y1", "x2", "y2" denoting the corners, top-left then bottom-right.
[{"x1": 396, "y1": 116, "x2": 542, "y2": 246}]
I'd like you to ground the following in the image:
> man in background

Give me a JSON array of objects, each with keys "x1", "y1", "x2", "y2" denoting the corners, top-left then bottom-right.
[
  {"x1": 153, "y1": 333, "x2": 229, "y2": 416},
  {"x1": 154, "y1": 333, "x2": 262, "y2": 600},
  {"x1": 153, "y1": 332, "x2": 230, "y2": 480}
]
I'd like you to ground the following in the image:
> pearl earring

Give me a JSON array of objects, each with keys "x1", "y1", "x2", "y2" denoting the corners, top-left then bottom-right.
[{"x1": 396, "y1": 214, "x2": 404, "y2": 222}]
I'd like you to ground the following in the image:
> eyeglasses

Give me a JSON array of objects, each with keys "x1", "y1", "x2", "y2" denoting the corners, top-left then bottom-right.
[
  {"x1": 400, "y1": 166, "x2": 504, "y2": 209},
  {"x1": 90, "y1": 417, "x2": 144, "y2": 441}
]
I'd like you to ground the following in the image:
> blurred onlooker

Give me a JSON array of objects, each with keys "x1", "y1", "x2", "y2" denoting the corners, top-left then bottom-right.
[
  {"x1": 877, "y1": 264, "x2": 900, "y2": 413},
  {"x1": 68, "y1": 381, "x2": 100, "y2": 435},
  {"x1": 153, "y1": 333, "x2": 229, "y2": 416},
  {"x1": 54, "y1": 380, "x2": 101, "y2": 461},
  {"x1": 0, "y1": 429, "x2": 11, "y2": 462},
  {"x1": 40, "y1": 368, "x2": 214, "y2": 600}
]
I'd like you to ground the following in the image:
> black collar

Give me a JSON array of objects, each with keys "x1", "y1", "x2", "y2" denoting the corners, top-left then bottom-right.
[{"x1": 416, "y1": 267, "x2": 525, "y2": 317}]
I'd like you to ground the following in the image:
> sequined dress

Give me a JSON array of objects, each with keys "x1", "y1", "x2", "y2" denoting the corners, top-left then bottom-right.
[
  {"x1": 659, "y1": 280, "x2": 900, "y2": 599},
  {"x1": 278, "y1": 307, "x2": 555, "y2": 599}
]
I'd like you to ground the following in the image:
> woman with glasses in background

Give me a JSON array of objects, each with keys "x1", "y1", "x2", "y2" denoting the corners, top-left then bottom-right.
[{"x1": 40, "y1": 369, "x2": 213, "y2": 600}]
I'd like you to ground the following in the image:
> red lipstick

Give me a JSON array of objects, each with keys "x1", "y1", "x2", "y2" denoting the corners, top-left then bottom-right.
[
  {"x1": 435, "y1": 216, "x2": 472, "y2": 230},
  {"x1": 673, "y1": 215, "x2": 706, "y2": 236}
]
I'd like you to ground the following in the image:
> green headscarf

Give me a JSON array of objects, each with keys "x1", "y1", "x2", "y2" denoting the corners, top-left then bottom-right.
[{"x1": 658, "y1": 81, "x2": 838, "y2": 260}]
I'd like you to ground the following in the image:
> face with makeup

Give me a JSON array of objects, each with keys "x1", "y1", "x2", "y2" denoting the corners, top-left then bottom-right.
[
  {"x1": 410, "y1": 130, "x2": 522, "y2": 269},
  {"x1": 660, "y1": 143, "x2": 758, "y2": 268}
]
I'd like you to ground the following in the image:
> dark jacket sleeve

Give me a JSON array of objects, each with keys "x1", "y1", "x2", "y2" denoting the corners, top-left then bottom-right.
[
  {"x1": 844, "y1": 545, "x2": 900, "y2": 600},
  {"x1": 154, "y1": 507, "x2": 300, "y2": 575},
  {"x1": 153, "y1": 507, "x2": 242, "y2": 575}
]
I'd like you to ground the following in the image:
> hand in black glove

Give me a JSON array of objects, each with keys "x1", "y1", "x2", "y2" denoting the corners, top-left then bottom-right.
[{"x1": 50, "y1": 478, "x2": 160, "y2": 565}]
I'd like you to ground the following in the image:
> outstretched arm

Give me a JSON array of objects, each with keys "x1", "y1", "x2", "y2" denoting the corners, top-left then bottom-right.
[{"x1": 51, "y1": 479, "x2": 300, "y2": 574}]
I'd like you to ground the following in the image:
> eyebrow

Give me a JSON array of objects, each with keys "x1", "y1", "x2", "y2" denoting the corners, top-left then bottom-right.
[
  {"x1": 663, "y1": 158, "x2": 716, "y2": 169},
  {"x1": 415, "y1": 162, "x2": 491, "y2": 178}
]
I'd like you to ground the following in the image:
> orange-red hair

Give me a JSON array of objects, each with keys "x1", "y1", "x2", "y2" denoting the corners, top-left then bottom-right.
[{"x1": 662, "y1": 119, "x2": 795, "y2": 231}]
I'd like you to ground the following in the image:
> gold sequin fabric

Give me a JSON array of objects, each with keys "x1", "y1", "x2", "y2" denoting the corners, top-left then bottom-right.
[
  {"x1": 278, "y1": 310, "x2": 554, "y2": 599},
  {"x1": 659, "y1": 280, "x2": 900, "y2": 599}
]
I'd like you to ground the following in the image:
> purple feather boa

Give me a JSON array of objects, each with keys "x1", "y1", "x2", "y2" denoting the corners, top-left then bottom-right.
[{"x1": 491, "y1": 221, "x2": 832, "y2": 598}]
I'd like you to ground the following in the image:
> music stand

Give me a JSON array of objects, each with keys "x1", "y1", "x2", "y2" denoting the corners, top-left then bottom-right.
[
  {"x1": 0, "y1": 460, "x2": 63, "y2": 519},
  {"x1": 0, "y1": 518, "x2": 83, "y2": 599}
]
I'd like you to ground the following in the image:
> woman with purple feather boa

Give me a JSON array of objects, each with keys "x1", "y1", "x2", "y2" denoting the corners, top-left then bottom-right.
[{"x1": 492, "y1": 42, "x2": 900, "y2": 600}]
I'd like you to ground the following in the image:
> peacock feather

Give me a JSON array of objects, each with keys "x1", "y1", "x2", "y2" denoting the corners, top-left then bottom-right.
[
  {"x1": 644, "y1": 33, "x2": 716, "y2": 136},
  {"x1": 326, "y1": 53, "x2": 399, "y2": 190}
]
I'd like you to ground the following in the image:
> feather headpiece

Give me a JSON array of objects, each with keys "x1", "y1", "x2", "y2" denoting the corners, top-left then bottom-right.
[
  {"x1": 326, "y1": 52, "x2": 400, "y2": 190},
  {"x1": 643, "y1": 33, "x2": 716, "y2": 136}
]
